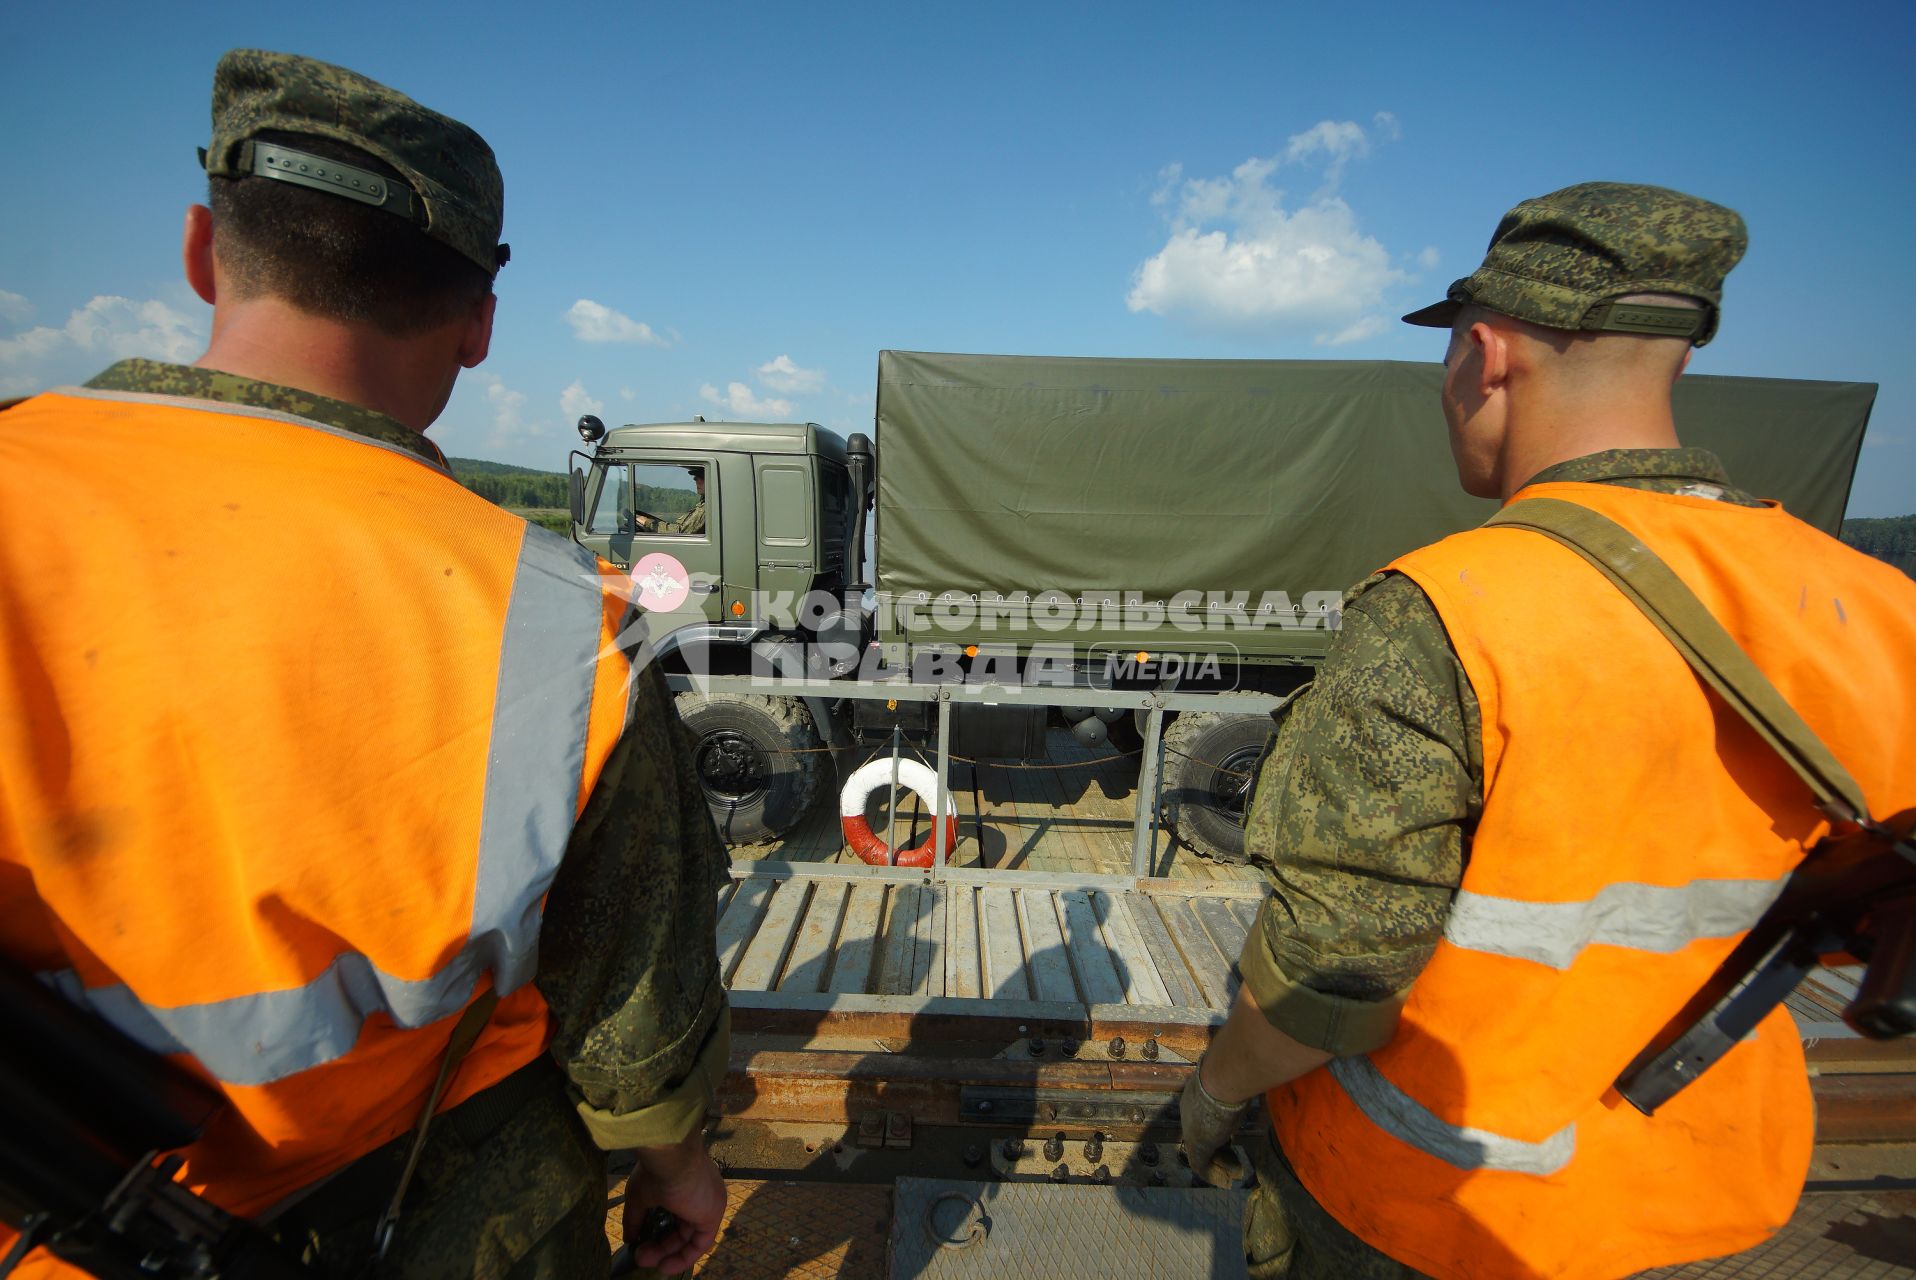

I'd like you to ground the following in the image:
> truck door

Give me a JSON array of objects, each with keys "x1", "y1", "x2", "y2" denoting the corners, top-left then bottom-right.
[
  {"x1": 754, "y1": 457, "x2": 815, "y2": 608},
  {"x1": 578, "y1": 458, "x2": 724, "y2": 625}
]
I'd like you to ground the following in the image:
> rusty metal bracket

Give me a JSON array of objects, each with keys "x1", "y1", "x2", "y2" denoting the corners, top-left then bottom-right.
[{"x1": 958, "y1": 1086, "x2": 1179, "y2": 1129}]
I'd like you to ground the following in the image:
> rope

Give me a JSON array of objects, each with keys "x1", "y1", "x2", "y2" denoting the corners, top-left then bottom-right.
[
  {"x1": 748, "y1": 740, "x2": 1255, "y2": 779},
  {"x1": 950, "y1": 749, "x2": 1141, "y2": 770},
  {"x1": 744, "y1": 742, "x2": 1143, "y2": 771}
]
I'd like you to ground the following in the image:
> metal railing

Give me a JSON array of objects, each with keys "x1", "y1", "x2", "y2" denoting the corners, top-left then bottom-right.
[{"x1": 661, "y1": 673, "x2": 1287, "y2": 879}]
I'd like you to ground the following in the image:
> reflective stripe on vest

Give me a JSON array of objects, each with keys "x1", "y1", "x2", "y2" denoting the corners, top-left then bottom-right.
[
  {"x1": 1330, "y1": 873, "x2": 1792, "y2": 1174},
  {"x1": 34, "y1": 529, "x2": 611, "y2": 1087},
  {"x1": 1443, "y1": 875, "x2": 1791, "y2": 971},
  {"x1": 1330, "y1": 1057, "x2": 1576, "y2": 1176}
]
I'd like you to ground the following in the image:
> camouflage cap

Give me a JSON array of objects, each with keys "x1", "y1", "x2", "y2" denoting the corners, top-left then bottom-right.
[
  {"x1": 201, "y1": 49, "x2": 507, "y2": 275},
  {"x1": 1402, "y1": 182, "x2": 1746, "y2": 345}
]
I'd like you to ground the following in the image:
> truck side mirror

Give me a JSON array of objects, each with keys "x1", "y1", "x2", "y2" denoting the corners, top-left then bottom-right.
[{"x1": 569, "y1": 467, "x2": 585, "y2": 527}]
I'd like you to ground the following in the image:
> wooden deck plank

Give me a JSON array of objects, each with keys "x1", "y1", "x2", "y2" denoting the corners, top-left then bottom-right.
[
  {"x1": 731, "y1": 879, "x2": 810, "y2": 991},
  {"x1": 1122, "y1": 893, "x2": 1204, "y2": 1009},
  {"x1": 1193, "y1": 895, "x2": 1251, "y2": 969},
  {"x1": 911, "y1": 886, "x2": 946, "y2": 997},
  {"x1": 1000, "y1": 764, "x2": 1057, "y2": 872},
  {"x1": 1080, "y1": 757, "x2": 1144, "y2": 866},
  {"x1": 1035, "y1": 749, "x2": 1101, "y2": 874},
  {"x1": 1058, "y1": 740, "x2": 1135, "y2": 870},
  {"x1": 946, "y1": 885, "x2": 983, "y2": 998},
  {"x1": 715, "y1": 877, "x2": 777, "y2": 984},
  {"x1": 874, "y1": 884, "x2": 922, "y2": 996},
  {"x1": 979, "y1": 887, "x2": 1031, "y2": 1000},
  {"x1": 827, "y1": 882, "x2": 887, "y2": 994},
  {"x1": 952, "y1": 761, "x2": 990, "y2": 870},
  {"x1": 778, "y1": 880, "x2": 848, "y2": 993},
  {"x1": 1093, "y1": 890, "x2": 1173, "y2": 1007},
  {"x1": 1156, "y1": 894, "x2": 1235, "y2": 1010},
  {"x1": 969, "y1": 761, "x2": 1015, "y2": 871},
  {"x1": 1058, "y1": 890, "x2": 1126, "y2": 1006},
  {"x1": 1018, "y1": 888, "x2": 1080, "y2": 1003},
  {"x1": 927, "y1": 760, "x2": 978, "y2": 870}
]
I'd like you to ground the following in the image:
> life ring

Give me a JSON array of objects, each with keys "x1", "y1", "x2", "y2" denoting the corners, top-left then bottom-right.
[{"x1": 840, "y1": 757, "x2": 960, "y2": 868}]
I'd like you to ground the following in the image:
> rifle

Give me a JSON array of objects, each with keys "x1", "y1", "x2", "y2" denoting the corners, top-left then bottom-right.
[
  {"x1": 1485, "y1": 499, "x2": 1916, "y2": 1116},
  {"x1": 1613, "y1": 812, "x2": 1916, "y2": 1112},
  {"x1": 0, "y1": 958, "x2": 313, "y2": 1279}
]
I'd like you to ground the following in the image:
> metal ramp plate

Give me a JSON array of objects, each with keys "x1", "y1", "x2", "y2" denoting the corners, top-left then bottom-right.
[
  {"x1": 1640, "y1": 1189, "x2": 1916, "y2": 1278},
  {"x1": 888, "y1": 1176, "x2": 1248, "y2": 1278}
]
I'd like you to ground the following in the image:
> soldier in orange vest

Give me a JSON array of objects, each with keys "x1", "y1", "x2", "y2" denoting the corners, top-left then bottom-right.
[
  {"x1": 0, "y1": 51, "x2": 729, "y2": 1277},
  {"x1": 1179, "y1": 183, "x2": 1916, "y2": 1278}
]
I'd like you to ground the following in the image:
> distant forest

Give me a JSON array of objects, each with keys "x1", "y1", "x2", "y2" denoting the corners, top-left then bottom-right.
[
  {"x1": 449, "y1": 457, "x2": 569, "y2": 508},
  {"x1": 1843, "y1": 514, "x2": 1916, "y2": 578},
  {"x1": 449, "y1": 457, "x2": 695, "y2": 526}
]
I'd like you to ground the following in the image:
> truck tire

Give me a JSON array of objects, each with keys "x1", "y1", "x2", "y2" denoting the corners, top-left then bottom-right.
[
  {"x1": 675, "y1": 692, "x2": 825, "y2": 845},
  {"x1": 1160, "y1": 696, "x2": 1275, "y2": 864}
]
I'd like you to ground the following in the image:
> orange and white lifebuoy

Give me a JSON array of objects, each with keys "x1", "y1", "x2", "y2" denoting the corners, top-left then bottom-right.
[{"x1": 840, "y1": 757, "x2": 960, "y2": 868}]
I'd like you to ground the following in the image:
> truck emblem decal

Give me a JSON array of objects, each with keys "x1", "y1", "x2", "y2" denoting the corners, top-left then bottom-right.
[{"x1": 631, "y1": 552, "x2": 691, "y2": 612}]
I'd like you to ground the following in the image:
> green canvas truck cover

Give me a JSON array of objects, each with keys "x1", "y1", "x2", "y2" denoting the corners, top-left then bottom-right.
[{"x1": 873, "y1": 351, "x2": 1874, "y2": 660}]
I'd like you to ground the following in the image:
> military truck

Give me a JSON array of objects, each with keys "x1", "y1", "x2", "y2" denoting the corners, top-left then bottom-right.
[{"x1": 567, "y1": 351, "x2": 1874, "y2": 859}]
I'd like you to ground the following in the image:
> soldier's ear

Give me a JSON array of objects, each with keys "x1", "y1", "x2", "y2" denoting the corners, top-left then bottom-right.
[
  {"x1": 457, "y1": 292, "x2": 496, "y2": 370},
  {"x1": 183, "y1": 205, "x2": 217, "y2": 305},
  {"x1": 1469, "y1": 319, "x2": 1511, "y2": 396}
]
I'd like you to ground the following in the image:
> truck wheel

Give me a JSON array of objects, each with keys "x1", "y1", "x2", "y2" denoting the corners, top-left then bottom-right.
[
  {"x1": 675, "y1": 692, "x2": 825, "y2": 845},
  {"x1": 1160, "y1": 698, "x2": 1274, "y2": 864}
]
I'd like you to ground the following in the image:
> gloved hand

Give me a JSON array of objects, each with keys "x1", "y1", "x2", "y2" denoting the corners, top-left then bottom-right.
[{"x1": 1180, "y1": 1059, "x2": 1251, "y2": 1187}]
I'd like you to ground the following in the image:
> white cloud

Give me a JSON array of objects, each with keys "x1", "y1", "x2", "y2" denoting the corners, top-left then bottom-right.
[
  {"x1": 619, "y1": 387, "x2": 637, "y2": 402},
  {"x1": 1316, "y1": 316, "x2": 1387, "y2": 347},
  {"x1": 0, "y1": 295, "x2": 203, "y2": 385},
  {"x1": 559, "y1": 380, "x2": 603, "y2": 422},
  {"x1": 1285, "y1": 120, "x2": 1369, "y2": 167},
  {"x1": 700, "y1": 382, "x2": 792, "y2": 420},
  {"x1": 473, "y1": 373, "x2": 551, "y2": 450},
  {"x1": 1372, "y1": 111, "x2": 1402, "y2": 142},
  {"x1": 0, "y1": 291, "x2": 33, "y2": 325},
  {"x1": 565, "y1": 298, "x2": 671, "y2": 346},
  {"x1": 1417, "y1": 246, "x2": 1442, "y2": 271},
  {"x1": 1128, "y1": 117, "x2": 1407, "y2": 344},
  {"x1": 756, "y1": 354, "x2": 824, "y2": 394}
]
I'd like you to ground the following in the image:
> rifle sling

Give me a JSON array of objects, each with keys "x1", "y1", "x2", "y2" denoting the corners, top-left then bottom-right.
[
  {"x1": 372, "y1": 987, "x2": 499, "y2": 1261},
  {"x1": 1485, "y1": 497, "x2": 1872, "y2": 825}
]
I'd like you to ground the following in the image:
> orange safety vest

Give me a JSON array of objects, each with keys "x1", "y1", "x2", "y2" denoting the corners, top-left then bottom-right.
[
  {"x1": 1270, "y1": 480, "x2": 1916, "y2": 1280},
  {"x1": 0, "y1": 388, "x2": 633, "y2": 1255}
]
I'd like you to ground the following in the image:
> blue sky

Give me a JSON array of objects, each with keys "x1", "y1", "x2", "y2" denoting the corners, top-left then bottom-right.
[{"x1": 4, "y1": 1, "x2": 1911, "y2": 516}]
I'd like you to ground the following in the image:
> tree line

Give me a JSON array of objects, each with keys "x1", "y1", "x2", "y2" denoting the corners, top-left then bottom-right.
[
  {"x1": 449, "y1": 458, "x2": 693, "y2": 515},
  {"x1": 1842, "y1": 514, "x2": 1916, "y2": 578}
]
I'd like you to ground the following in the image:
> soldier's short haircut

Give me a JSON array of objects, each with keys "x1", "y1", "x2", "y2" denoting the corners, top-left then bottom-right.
[{"x1": 209, "y1": 130, "x2": 492, "y2": 337}]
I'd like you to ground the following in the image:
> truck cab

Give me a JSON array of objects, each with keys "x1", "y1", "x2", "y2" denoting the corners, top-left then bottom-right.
[
  {"x1": 570, "y1": 417, "x2": 868, "y2": 661},
  {"x1": 569, "y1": 416, "x2": 875, "y2": 845}
]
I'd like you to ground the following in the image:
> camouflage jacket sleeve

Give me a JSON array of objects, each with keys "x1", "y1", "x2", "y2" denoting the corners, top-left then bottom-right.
[
  {"x1": 1237, "y1": 571, "x2": 1482, "y2": 1056},
  {"x1": 535, "y1": 651, "x2": 731, "y2": 1150}
]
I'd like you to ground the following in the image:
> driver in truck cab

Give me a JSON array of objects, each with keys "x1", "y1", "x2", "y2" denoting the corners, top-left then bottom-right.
[
  {"x1": 1180, "y1": 182, "x2": 1916, "y2": 1278},
  {"x1": 637, "y1": 466, "x2": 707, "y2": 535}
]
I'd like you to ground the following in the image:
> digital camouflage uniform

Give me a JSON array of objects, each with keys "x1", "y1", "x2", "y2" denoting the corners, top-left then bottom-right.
[
  {"x1": 84, "y1": 360, "x2": 731, "y2": 1280},
  {"x1": 671, "y1": 498, "x2": 707, "y2": 537},
  {"x1": 1234, "y1": 181, "x2": 1760, "y2": 1278}
]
